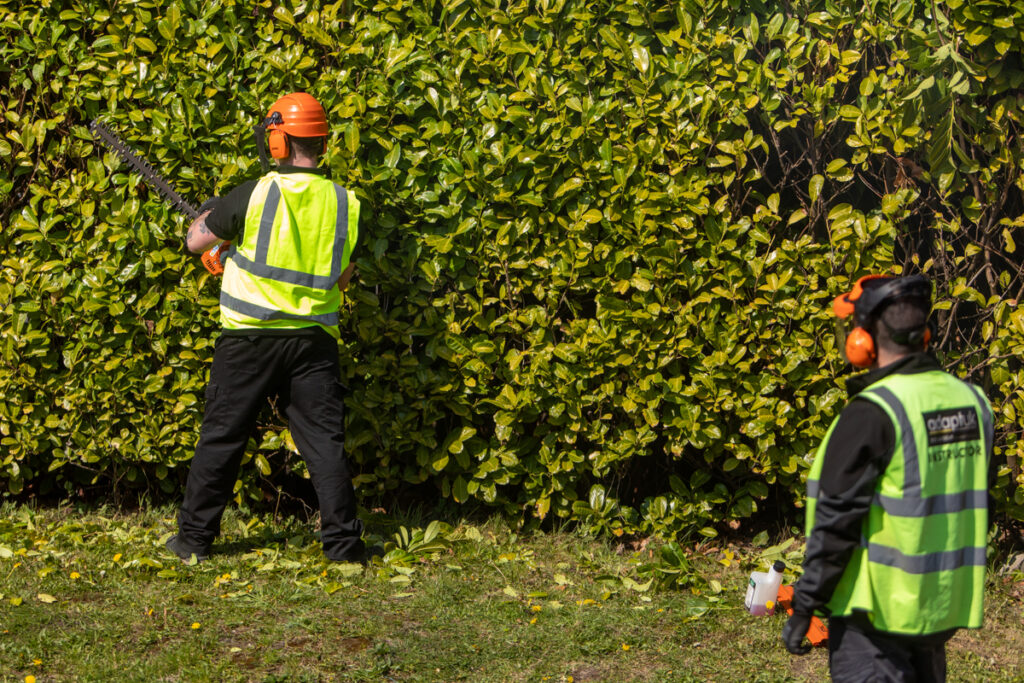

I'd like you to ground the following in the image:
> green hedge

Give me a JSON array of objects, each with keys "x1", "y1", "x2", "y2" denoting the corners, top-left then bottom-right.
[{"x1": 1, "y1": 0, "x2": 1022, "y2": 534}]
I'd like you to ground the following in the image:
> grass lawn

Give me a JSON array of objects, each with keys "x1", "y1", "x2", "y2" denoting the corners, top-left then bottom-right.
[{"x1": 0, "y1": 504, "x2": 1021, "y2": 682}]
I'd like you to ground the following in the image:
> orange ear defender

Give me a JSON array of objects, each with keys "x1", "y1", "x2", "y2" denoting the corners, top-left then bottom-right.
[
  {"x1": 833, "y1": 275, "x2": 887, "y2": 368},
  {"x1": 844, "y1": 327, "x2": 877, "y2": 368},
  {"x1": 268, "y1": 129, "x2": 289, "y2": 159}
]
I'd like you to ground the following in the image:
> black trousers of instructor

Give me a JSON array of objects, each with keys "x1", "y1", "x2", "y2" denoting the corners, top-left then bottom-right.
[
  {"x1": 827, "y1": 614, "x2": 954, "y2": 683},
  {"x1": 177, "y1": 330, "x2": 365, "y2": 561}
]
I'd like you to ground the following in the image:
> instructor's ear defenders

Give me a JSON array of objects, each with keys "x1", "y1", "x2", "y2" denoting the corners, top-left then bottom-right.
[
  {"x1": 268, "y1": 131, "x2": 327, "y2": 159},
  {"x1": 261, "y1": 111, "x2": 288, "y2": 159},
  {"x1": 833, "y1": 275, "x2": 886, "y2": 368},
  {"x1": 832, "y1": 274, "x2": 932, "y2": 369}
]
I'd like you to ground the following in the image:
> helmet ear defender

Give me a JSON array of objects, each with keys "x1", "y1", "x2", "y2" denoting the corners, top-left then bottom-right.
[
  {"x1": 268, "y1": 129, "x2": 290, "y2": 159},
  {"x1": 833, "y1": 274, "x2": 933, "y2": 369},
  {"x1": 844, "y1": 327, "x2": 877, "y2": 369},
  {"x1": 842, "y1": 320, "x2": 932, "y2": 369}
]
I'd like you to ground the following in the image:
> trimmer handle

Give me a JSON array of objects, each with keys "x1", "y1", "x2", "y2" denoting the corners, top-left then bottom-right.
[
  {"x1": 201, "y1": 242, "x2": 230, "y2": 276},
  {"x1": 777, "y1": 584, "x2": 829, "y2": 647}
]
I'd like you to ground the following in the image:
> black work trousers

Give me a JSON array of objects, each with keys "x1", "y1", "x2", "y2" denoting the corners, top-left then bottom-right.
[
  {"x1": 828, "y1": 616, "x2": 955, "y2": 683},
  {"x1": 177, "y1": 332, "x2": 364, "y2": 560}
]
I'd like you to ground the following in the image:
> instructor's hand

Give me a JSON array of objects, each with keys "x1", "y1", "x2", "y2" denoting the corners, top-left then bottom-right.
[{"x1": 782, "y1": 613, "x2": 813, "y2": 655}]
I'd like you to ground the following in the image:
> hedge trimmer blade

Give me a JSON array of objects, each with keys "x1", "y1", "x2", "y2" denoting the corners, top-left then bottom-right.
[{"x1": 89, "y1": 119, "x2": 199, "y2": 219}]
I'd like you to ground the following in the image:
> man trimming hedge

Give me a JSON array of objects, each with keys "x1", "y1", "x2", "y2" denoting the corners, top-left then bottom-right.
[{"x1": 166, "y1": 92, "x2": 366, "y2": 563}]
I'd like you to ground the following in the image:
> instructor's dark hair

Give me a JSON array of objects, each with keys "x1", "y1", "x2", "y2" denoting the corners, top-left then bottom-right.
[
  {"x1": 871, "y1": 298, "x2": 930, "y2": 355},
  {"x1": 290, "y1": 135, "x2": 325, "y2": 160}
]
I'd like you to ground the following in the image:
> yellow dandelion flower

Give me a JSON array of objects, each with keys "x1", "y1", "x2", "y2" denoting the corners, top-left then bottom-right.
[
  {"x1": 25, "y1": 676, "x2": 36, "y2": 683},
  {"x1": 621, "y1": 643, "x2": 630, "y2": 651},
  {"x1": 191, "y1": 622, "x2": 201, "y2": 630},
  {"x1": 530, "y1": 617, "x2": 538, "y2": 625},
  {"x1": 32, "y1": 659, "x2": 42, "y2": 665},
  {"x1": 70, "y1": 571, "x2": 81, "y2": 580},
  {"x1": 113, "y1": 553, "x2": 122, "y2": 562},
  {"x1": 531, "y1": 605, "x2": 542, "y2": 612}
]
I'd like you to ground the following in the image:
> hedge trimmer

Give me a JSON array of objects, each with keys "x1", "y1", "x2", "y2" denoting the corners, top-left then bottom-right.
[{"x1": 88, "y1": 119, "x2": 229, "y2": 276}]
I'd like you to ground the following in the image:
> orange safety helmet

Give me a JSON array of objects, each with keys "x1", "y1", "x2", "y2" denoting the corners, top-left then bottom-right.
[
  {"x1": 832, "y1": 274, "x2": 932, "y2": 368},
  {"x1": 254, "y1": 92, "x2": 329, "y2": 167}
]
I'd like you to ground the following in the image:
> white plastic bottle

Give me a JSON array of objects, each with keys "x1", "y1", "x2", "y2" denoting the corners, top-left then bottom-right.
[{"x1": 744, "y1": 560, "x2": 786, "y2": 616}]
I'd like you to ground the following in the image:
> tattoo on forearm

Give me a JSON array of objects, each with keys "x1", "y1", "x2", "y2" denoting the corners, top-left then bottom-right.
[{"x1": 187, "y1": 218, "x2": 210, "y2": 247}]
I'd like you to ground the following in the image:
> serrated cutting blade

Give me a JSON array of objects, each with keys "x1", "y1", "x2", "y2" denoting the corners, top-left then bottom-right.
[{"x1": 89, "y1": 119, "x2": 199, "y2": 220}]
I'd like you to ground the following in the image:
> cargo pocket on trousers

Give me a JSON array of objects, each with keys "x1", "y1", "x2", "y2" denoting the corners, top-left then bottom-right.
[
  {"x1": 322, "y1": 381, "x2": 345, "y2": 428},
  {"x1": 202, "y1": 383, "x2": 221, "y2": 423}
]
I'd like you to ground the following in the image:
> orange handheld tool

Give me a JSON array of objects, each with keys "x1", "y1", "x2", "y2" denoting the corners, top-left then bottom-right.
[
  {"x1": 201, "y1": 242, "x2": 230, "y2": 276},
  {"x1": 777, "y1": 584, "x2": 829, "y2": 647}
]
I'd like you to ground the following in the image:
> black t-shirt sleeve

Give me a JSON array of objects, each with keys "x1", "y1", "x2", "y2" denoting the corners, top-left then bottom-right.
[
  {"x1": 792, "y1": 399, "x2": 894, "y2": 615},
  {"x1": 205, "y1": 179, "x2": 258, "y2": 241}
]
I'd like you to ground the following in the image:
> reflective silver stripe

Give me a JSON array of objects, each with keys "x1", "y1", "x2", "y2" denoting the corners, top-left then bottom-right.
[
  {"x1": 807, "y1": 479, "x2": 819, "y2": 499},
  {"x1": 230, "y1": 181, "x2": 349, "y2": 290},
  {"x1": 867, "y1": 542, "x2": 987, "y2": 574},
  {"x1": 255, "y1": 182, "x2": 281, "y2": 264},
  {"x1": 875, "y1": 489, "x2": 988, "y2": 517},
  {"x1": 862, "y1": 387, "x2": 921, "y2": 496},
  {"x1": 228, "y1": 252, "x2": 336, "y2": 289},
  {"x1": 220, "y1": 291, "x2": 339, "y2": 326},
  {"x1": 330, "y1": 183, "x2": 349, "y2": 279}
]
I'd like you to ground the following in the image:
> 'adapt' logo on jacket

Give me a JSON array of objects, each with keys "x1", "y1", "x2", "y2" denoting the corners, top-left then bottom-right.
[{"x1": 923, "y1": 408, "x2": 979, "y2": 447}]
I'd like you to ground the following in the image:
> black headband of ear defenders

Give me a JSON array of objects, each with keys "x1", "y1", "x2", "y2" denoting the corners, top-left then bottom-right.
[{"x1": 855, "y1": 274, "x2": 932, "y2": 345}]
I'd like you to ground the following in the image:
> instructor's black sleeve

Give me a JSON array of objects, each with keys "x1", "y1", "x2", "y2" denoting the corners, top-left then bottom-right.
[
  {"x1": 791, "y1": 399, "x2": 894, "y2": 616},
  {"x1": 205, "y1": 179, "x2": 258, "y2": 241}
]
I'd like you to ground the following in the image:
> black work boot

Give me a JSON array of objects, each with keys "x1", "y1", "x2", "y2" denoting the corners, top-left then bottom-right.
[{"x1": 166, "y1": 534, "x2": 211, "y2": 563}]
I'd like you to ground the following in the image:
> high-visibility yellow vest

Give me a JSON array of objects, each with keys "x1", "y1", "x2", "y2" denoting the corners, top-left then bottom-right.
[
  {"x1": 219, "y1": 171, "x2": 359, "y2": 339},
  {"x1": 806, "y1": 370, "x2": 992, "y2": 634}
]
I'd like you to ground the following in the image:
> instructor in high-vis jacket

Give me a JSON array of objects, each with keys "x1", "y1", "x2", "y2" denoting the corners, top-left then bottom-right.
[
  {"x1": 782, "y1": 274, "x2": 993, "y2": 682},
  {"x1": 167, "y1": 92, "x2": 366, "y2": 563}
]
